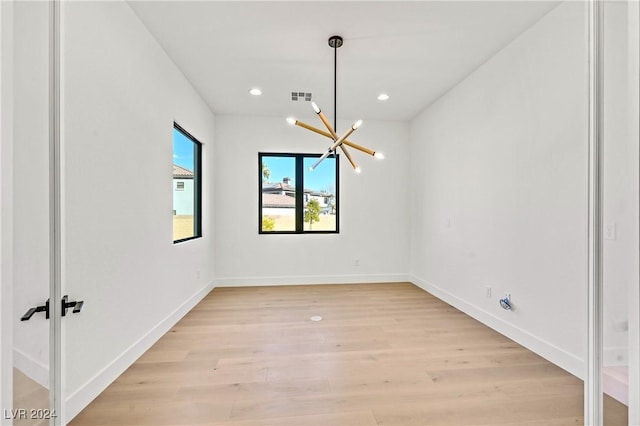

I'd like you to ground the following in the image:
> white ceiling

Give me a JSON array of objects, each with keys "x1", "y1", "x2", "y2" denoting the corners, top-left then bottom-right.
[{"x1": 129, "y1": 1, "x2": 559, "y2": 122}]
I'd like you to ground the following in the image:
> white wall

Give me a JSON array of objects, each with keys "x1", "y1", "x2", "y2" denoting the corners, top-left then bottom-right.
[
  {"x1": 409, "y1": 2, "x2": 588, "y2": 377},
  {"x1": 61, "y1": 1, "x2": 215, "y2": 421},
  {"x1": 214, "y1": 115, "x2": 410, "y2": 286}
]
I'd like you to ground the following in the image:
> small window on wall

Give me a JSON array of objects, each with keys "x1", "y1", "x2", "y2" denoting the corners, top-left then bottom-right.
[
  {"x1": 259, "y1": 152, "x2": 339, "y2": 234},
  {"x1": 173, "y1": 123, "x2": 202, "y2": 243}
]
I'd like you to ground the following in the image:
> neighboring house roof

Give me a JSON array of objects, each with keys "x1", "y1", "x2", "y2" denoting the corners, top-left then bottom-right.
[
  {"x1": 262, "y1": 194, "x2": 295, "y2": 208},
  {"x1": 262, "y1": 182, "x2": 295, "y2": 193},
  {"x1": 262, "y1": 182, "x2": 332, "y2": 198},
  {"x1": 173, "y1": 164, "x2": 194, "y2": 178}
]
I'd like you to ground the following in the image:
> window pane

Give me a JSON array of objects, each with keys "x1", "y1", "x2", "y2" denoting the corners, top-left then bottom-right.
[
  {"x1": 303, "y1": 156, "x2": 337, "y2": 232},
  {"x1": 261, "y1": 156, "x2": 296, "y2": 232},
  {"x1": 173, "y1": 125, "x2": 201, "y2": 242}
]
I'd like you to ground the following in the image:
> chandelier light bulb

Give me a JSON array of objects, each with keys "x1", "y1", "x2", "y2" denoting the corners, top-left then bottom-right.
[
  {"x1": 374, "y1": 152, "x2": 385, "y2": 160},
  {"x1": 249, "y1": 88, "x2": 262, "y2": 96},
  {"x1": 286, "y1": 117, "x2": 296, "y2": 126},
  {"x1": 377, "y1": 93, "x2": 389, "y2": 101},
  {"x1": 355, "y1": 166, "x2": 362, "y2": 174},
  {"x1": 310, "y1": 149, "x2": 332, "y2": 171},
  {"x1": 352, "y1": 120, "x2": 363, "y2": 130},
  {"x1": 311, "y1": 102, "x2": 321, "y2": 114}
]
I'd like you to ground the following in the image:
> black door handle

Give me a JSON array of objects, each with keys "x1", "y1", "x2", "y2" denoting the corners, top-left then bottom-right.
[
  {"x1": 21, "y1": 296, "x2": 84, "y2": 321},
  {"x1": 61, "y1": 295, "x2": 84, "y2": 316},
  {"x1": 21, "y1": 299, "x2": 50, "y2": 321}
]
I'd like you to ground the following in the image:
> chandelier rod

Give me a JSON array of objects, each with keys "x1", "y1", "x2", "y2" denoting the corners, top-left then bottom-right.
[
  {"x1": 333, "y1": 39, "x2": 337, "y2": 133},
  {"x1": 328, "y1": 35, "x2": 343, "y2": 156}
]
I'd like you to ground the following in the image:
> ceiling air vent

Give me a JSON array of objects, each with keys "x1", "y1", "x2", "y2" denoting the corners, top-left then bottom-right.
[{"x1": 291, "y1": 92, "x2": 312, "y2": 102}]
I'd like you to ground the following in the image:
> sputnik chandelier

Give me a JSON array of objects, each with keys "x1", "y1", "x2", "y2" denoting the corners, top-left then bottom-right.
[{"x1": 287, "y1": 35, "x2": 384, "y2": 173}]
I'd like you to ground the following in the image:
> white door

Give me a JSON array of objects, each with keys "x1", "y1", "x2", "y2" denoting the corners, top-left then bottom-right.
[
  {"x1": 1, "y1": 1, "x2": 82, "y2": 425},
  {"x1": 601, "y1": 1, "x2": 640, "y2": 424},
  {"x1": 1, "y1": 1, "x2": 63, "y2": 425},
  {"x1": 587, "y1": 1, "x2": 640, "y2": 424}
]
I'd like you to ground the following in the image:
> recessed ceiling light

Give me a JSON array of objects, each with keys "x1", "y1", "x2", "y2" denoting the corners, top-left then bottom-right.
[
  {"x1": 249, "y1": 88, "x2": 262, "y2": 96},
  {"x1": 377, "y1": 93, "x2": 389, "y2": 101}
]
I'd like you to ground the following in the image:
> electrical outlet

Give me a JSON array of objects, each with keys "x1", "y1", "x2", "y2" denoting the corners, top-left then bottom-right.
[
  {"x1": 499, "y1": 293, "x2": 513, "y2": 310},
  {"x1": 354, "y1": 259, "x2": 359, "y2": 267},
  {"x1": 485, "y1": 286, "x2": 492, "y2": 298}
]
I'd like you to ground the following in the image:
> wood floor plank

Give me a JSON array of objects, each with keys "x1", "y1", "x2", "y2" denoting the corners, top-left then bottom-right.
[
  {"x1": 373, "y1": 393, "x2": 583, "y2": 425},
  {"x1": 12, "y1": 369, "x2": 50, "y2": 426},
  {"x1": 69, "y1": 283, "x2": 627, "y2": 425},
  {"x1": 222, "y1": 410, "x2": 379, "y2": 426}
]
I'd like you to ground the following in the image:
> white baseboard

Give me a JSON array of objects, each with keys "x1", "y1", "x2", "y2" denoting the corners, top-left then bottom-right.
[
  {"x1": 215, "y1": 273, "x2": 410, "y2": 287},
  {"x1": 603, "y1": 365, "x2": 629, "y2": 406},
  {"x1": 64, "y1": 279, "x2": 216, "y2": 423},
  {"x1": 410, "y1": 274, "x2": 585, "y2": 379},
  {"x1": 13, "y1": 347, "x2": 49, "y2": 389}
]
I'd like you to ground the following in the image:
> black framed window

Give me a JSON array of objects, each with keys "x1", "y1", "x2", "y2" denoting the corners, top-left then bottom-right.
[
  {"x1": 173, "y1": 123, "x2": 202, "y2": 243},
  {"x1": 259, "y1": 153, "x2": 339, "y2": 234}
]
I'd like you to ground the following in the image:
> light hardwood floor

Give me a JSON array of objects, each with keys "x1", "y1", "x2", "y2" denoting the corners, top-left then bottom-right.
[
  {"x1": 12, "y1": 368, "x2": 49, "y2": 426},
  {"x1": 70, "y1": 283, "x2": 627, "y2": 425}
]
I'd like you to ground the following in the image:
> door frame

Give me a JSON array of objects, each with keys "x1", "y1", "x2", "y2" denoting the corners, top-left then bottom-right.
[
  {"x1": 627, "y1": 1, "x2": 640, "y2": 423},
  {"x1": 0, "y1": 0, "x2": 15, "y2": 418},
  {"x1": 586, "y1": 0, "x2": 640, "y2": 424},
  {"x1": 49, "y1": 0, "x2": 63, "y2": 423},
  {"x1": 0, "y1": 1, "x2": 64, "y2": 424},
  {"x1": 586, "y1": 0, "x2": 604, "y2": 424}
]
